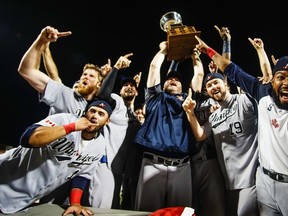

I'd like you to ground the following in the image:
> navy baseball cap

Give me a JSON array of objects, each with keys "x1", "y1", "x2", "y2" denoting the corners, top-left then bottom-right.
[
  {"x1": 165, "y1": 70, "x2": 183, "y2": 83},
  {"x1": 272, "y1": 56, "x2": 288, "y2": 75},
  {"x1": 86, "y1": 100, "x2": 113, "y2": 117},
  {"x1": 204, "y1": 73, "x2": 225, "y2": 86},
  {"x1": 120, "y1": 77, "x2": 137, "y2": 88}
]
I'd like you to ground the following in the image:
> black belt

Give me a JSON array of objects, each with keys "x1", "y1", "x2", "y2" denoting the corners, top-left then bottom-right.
[
  {"x1": 143, "y1": 152, "x2": 190, "y2": 166},
  {"x1": 263, "y1": 167, "x2": 288, "y2": 183}
]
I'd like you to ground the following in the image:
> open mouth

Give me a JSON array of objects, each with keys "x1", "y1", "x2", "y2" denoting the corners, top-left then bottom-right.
[{"x1": 280, "y1": 91, "x2": 288, "y2": 103}]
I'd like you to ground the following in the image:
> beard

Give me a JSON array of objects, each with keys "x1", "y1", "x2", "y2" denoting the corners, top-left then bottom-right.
[{"x1": 271, "y1": 90, "x2": 288, "y2": 110}]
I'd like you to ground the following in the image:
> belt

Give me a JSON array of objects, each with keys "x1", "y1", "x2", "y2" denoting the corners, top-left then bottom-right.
[
  {"x1": 263, "y1": 167, "x2": 288, "y2": 183},
  {"x1": 143, "y1": 152, "x2": 190, "y2": 166}
]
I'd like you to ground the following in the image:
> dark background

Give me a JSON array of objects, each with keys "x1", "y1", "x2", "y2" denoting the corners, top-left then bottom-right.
[{"x1": 1, "y1": 0, "x2": 287, "y2": 146}]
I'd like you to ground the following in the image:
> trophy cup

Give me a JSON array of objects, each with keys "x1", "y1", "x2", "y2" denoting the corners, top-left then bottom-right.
[{"x1": 160, "y1": 11, "x2": 201, "y2": 61}]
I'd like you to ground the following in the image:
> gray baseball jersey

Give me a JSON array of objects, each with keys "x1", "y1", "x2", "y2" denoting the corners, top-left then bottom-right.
[
  {"x1": 0, "y1": 113, "x2": 107, "y2": 214},
  {"x1": 204, "y1": 93, "x2": 259, "y2": 190}
]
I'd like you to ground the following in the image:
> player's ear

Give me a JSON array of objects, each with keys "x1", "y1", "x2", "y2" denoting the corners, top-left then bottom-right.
[{"x1": 104, "y1": 119, "x2": 110, "y2": 126}]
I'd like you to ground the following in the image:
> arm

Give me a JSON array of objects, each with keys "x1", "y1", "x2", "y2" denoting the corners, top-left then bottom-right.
[
  {"x1": 62, "y1": 177, "x2": 94, "y2": 216},
  {"x1": 214, "y1": 25, "x2": 231, "y2": 60},
  {"x1": 182, "y1": 88, "x2": 207, "y2": 141},
  {"x1": 147, "y1": 41, "x2": 167, "y2": 88},
  {"x1": 248, "y1": 37, "x2": 272, "y2": 83},
  {"x1": 100, "y1": 58, "x2": 112, "y2": 79},
  {"x1": 42, "y1": 42, "x2": 62, "y2": 83},
  {"x1": 130, "y1": 71, "x2": 142, "y2": 111},
  {"x1": 27, "y1": 117, "x2": 94, "y2": 147},
  {"x1": 18, "y1": 26, "x2": 71, "y2": 93},
  {"x1": 195, "y1": 35, "x2": 231, "y2": 73},
  {"x1": 97, "y1": 53, "x2": 133, "y2": 101},
  {"x1": 190, "y1": 49, "x2": 204, "y2": 92}
]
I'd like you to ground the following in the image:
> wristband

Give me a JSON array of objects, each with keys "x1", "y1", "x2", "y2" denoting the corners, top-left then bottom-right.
[
  {"x1": 222, "y1": 40, "x2": 231, "y2": 53},
  {"x1": 70, "y1": 188, "x2": 83, "y2": 205},
  {"x1": 63, "y1": 123, "x2": 76, "y2": 134},
  {"x1": 206, "y1": 47, "x2": 217, "y2": 59}
]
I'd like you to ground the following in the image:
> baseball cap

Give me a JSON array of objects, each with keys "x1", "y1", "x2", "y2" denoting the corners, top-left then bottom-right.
[
  {"x1": 85, "y1": 100, "x2": 113, "y2": 117},
  {"x1": 165, "y1": 70, "x2": 183, "y2": 83},
  {"x1": 120, "y1": 77, "x2": 137, "y2": 88},
  {"x1": 203, "y1": 72, "x2": 225, "y2": 86},
  {"x1": 272, "y1": 56, "x2": 288, "y2": 75}
]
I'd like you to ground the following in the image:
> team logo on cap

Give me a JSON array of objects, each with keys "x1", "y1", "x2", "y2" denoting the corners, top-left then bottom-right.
[
  {"x1": 98, "y1": 103, "x2": 106, "y2": 108},
  {"x1": 282, "y1": 64, "x2": 288, "y2": 70}
]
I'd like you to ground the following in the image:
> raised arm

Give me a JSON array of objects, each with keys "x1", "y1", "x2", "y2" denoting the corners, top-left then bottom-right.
[
  {"x1": 248, "y1": 37, "x2": 272, "y2": 83},
  {"x1": 147, "y1": 41, "x2": 167, "y2": 88},
  {"x1": 214, "y1": 25, "x2": 231, "y2": 60},
  {"x1": 42, "y1": 42, "x2": 62, "y2": 83},
  {"x1": 195, "y1": 35, "x2": 231, "y2": 73},
  {"x1": 182, "y1": 88, "x2": 207, "y2": 141},
  {"x1": 190, "y1": 49, "x2": 204, "y2": 92},
  {"x1": 18, "y1": 26, "x2": 71, "y2": 93}
]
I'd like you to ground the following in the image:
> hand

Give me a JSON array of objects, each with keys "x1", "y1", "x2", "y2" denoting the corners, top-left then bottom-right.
[
  {"x1": 271, "y1": 54, "x2": 278, "y2": 66},
  {"x1": 258, "y1": 76, "x2": 272, "y2": 84},
  {"x1": 159, "y1": 41, "x2": 168, "y2": 54},
  {"x1": 208, "y1": 61, "x2": 218, "y2": 73},
  {"x1": 101, "y1": 59, "x2": 112, "y2": 78},
  {"x1": 74, "y1": 117, "x2": 96, "y2": 131},
  {"x1": 248, "y1": 37, "x2": 264, "y2": 50},
  {"x1": 62, "y1": 204, "x2": 94, "y2": 216},
  {"x1": 133, "y1": 72, "x2": 142, "y2": 87},
  {"x1": 114, "y1": 53, "x2": 133, "y2": 69},
  {"x1": 182, "y1": 88, "x2": 196, "y2": 114},
  {"x1": 214, "y1": 25, "x2": 231, "y2": 41},
  {"x1": 195, "y1": 35, "x2": 209, "y2": 54},
  {"x1": 41, "y1": 26, "x2": 72, "y2": 43},
  {"x1": 209, "y1": 103, "x2": 220, "y2": 113}
]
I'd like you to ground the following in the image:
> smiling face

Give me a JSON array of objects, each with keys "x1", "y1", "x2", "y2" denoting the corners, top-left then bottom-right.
[
  {"x1": 120, "y1": 81, "x2": 138, "y2": 102},
  {"x1": 271, "y1": 71, "x2": 288, "y2": 110},
  {"x1": 205, "y1": 78, "x2": 228, "y2": 102}
]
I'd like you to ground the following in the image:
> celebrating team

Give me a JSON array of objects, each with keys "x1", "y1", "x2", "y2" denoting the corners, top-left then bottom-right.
[{"x1": 0, "y1": 23, "x2": 288, "y2": 216}]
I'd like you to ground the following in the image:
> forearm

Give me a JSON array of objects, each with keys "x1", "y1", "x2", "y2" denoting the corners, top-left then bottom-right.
[
  {"x1": 257, "y1": 49, "x2": 272, "y2": 79},
  {"x1": 147, "y1": 51, "x2": 165, "y2": 87},
  {"x1": 28, "y1": 124, "x2": 75, "y2": 147},
  {"x1": 191, "y1": 51, "x2": 204, "y2": 92},
  {"x1": 42, "y1": 44, "x2": 62, "y2": 83},
  {"x1": 186, "y1": 112, "x2": 207, "y2": 141},
  {"x1": 222, "y1": 40, "x2": 231, "y2": 60}
]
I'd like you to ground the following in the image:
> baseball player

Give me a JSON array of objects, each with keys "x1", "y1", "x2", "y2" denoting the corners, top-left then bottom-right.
[
  {"x1": 17, "y1": 26, "x2": 133, "y2": 208},
  {"x1": 196, "y1": 35, "x2": 288, "y2": 215},
  {"x1": 0, "y1": 99, "x2": 112, "y2": 215},
  {"x1": 183, "y1": 72, "x2": 259, "y2": 216}
]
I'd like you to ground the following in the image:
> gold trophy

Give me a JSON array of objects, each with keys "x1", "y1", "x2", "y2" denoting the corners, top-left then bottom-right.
[{"x1": 160, "y1": 11, "x2": 201, "y2": 61}]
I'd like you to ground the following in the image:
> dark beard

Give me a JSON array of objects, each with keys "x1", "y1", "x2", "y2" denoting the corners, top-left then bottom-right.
[{"x1": 271, "y1": 90, "x2": 288, "y2": 110}]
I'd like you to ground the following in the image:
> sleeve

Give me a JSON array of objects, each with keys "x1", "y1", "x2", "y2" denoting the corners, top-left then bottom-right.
[
  {"x1": 96, "y1": 67, "x2": 118, "y2": 109},
  {"x1": 97, "y1": 67, "x2": 118, "y2": 100},
  {"x1": 19, "y1": 124, "x2": 42, "y2": 147},
  {"x1": 70, "y1": 176, "x2": 90, "y2": 205},
  {"x1": 224, "y1": 63, "x2": 260, "y2": 98}
]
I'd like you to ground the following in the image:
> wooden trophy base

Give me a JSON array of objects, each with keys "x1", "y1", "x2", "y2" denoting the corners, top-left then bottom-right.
[{"x1": 167, "y1": 25, "x2": 201, "y2": 61}]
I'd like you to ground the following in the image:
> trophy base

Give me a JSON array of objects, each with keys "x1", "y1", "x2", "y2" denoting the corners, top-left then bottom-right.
[{"x1": 167, "y1": 25, "x2": 201, "y2": 61}]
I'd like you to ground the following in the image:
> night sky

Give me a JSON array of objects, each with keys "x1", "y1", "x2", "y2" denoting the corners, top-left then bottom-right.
[{"x1": 1, "y1": 0, "x2": 287, "y2": 145}]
